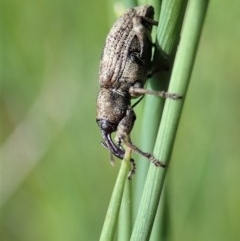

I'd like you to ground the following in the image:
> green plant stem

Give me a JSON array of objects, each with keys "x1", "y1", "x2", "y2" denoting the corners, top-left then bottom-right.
[
  {"x1": 118, "y1": 180, "x2": 132, "y2": 240},
  {"x1": 137, "y1": 0, "x2": 147, "y2": 6},
  {"x1": 122, "y1": 0, "x2": 137, "y2": 8},
  {"x1": 134, "y1": 0, "x2": 187, "y2": 217},
  {"x1": 150, "y1": 1, "x2": 188, "y2": 239},
  {"x1": 157, "y1": 0, "x2": 187, "y2": 55},
  {"x1": 130, "y1": 1, "x2": 209, "y2": 240},
  {"x1": 99, "y1": 149, "x2": 132, "y2": 241}
]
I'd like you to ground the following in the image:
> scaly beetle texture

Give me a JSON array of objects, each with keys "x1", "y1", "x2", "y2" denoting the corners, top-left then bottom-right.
[{"x1": 96, "y1": 5, "x2": 180, "y2": 178}]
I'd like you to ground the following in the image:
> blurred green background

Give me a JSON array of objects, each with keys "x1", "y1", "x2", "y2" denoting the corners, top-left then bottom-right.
[{"x1": 1, "y1": 0, "x2": 240, "y2": 241}]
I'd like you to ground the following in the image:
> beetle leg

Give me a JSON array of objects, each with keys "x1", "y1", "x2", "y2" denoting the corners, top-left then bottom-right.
[
  {"x1": 127, "y1": 158, "x2": 136, "y2": 180},
  {"x1": 114, "y1": 107, "x2": 166, "y2": 168},
  {"x1": 129, "y1": 86, "x2": 183, "y2": 99},
  {"x1": 124, "y1": 137, "x2": 166, "y2": 167},
  {"x1": 141, "y1": 17, "x2": 158, "y2": 26}
]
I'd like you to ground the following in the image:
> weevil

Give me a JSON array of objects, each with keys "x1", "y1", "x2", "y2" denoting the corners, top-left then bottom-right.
[{"x1": 96, "y1": 5, "x2": 180, "y2": 177}]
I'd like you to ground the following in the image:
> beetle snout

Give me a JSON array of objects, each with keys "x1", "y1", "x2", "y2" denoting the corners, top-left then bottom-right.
[{"x1": 97, "y1": 119, "x2": 125, "y2": 160}]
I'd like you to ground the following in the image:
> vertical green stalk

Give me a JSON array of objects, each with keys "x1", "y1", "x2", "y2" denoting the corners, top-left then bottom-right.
[
  {"x1": 99, "y1": 149, "x2": 132, "y2": 241},
  {"x1": 134, "y1": 0, "x2": 187, "y2": 217},
  {"x1": 118, "y1": 180, "x2": 132, "y2": 240},
  {"x1": 151, "y1": 1, "x2": 188, "y2": 239},
  {"x1": 122, "y1": 0, "x2": 137, "y2": 8},
  {"x1": 130, "y1": 0, "x2": 209, "y2": 240}
]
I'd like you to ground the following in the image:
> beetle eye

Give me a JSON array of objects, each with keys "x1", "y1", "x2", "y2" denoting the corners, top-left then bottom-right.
[{"x1": 97, "y1": 119, "x2": 117, "y2": 133}]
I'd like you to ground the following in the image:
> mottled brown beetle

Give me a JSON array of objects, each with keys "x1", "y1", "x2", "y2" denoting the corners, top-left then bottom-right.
[{"x1": 96, "y1": 5, "x2": 180, "y2": 177}]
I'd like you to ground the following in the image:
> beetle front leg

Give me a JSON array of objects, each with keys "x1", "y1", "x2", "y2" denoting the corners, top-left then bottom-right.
[
  {"x1": 114, "y1": 107, "x2": 136, "y2": 146},
  {"x1": 115, "y1": 107, "x2": 166, "y2": 168},
  {"x1": 128, "y1": 158, "x2": 136, "y2": 180},
  {"x1": 123, "y1": 138, "x2": 166, "y2": 167}
]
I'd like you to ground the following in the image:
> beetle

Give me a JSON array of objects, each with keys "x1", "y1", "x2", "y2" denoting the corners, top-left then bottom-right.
[{"x1": 96, "y1": 5, "x2": 180, "y2": 177}]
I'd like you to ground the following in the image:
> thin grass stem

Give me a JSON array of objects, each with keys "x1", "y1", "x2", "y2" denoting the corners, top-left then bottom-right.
[
  {"x1": 99, "y1": 148, "x2": 132, "y2": 241},
  {"x1": 130, "y1": 1, "x2": 209, "y2": 240}
]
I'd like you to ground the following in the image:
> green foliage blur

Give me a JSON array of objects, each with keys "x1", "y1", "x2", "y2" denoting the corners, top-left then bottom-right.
[{"x1": 1, "y1": 0, "x2": 240, "y2": 241}]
